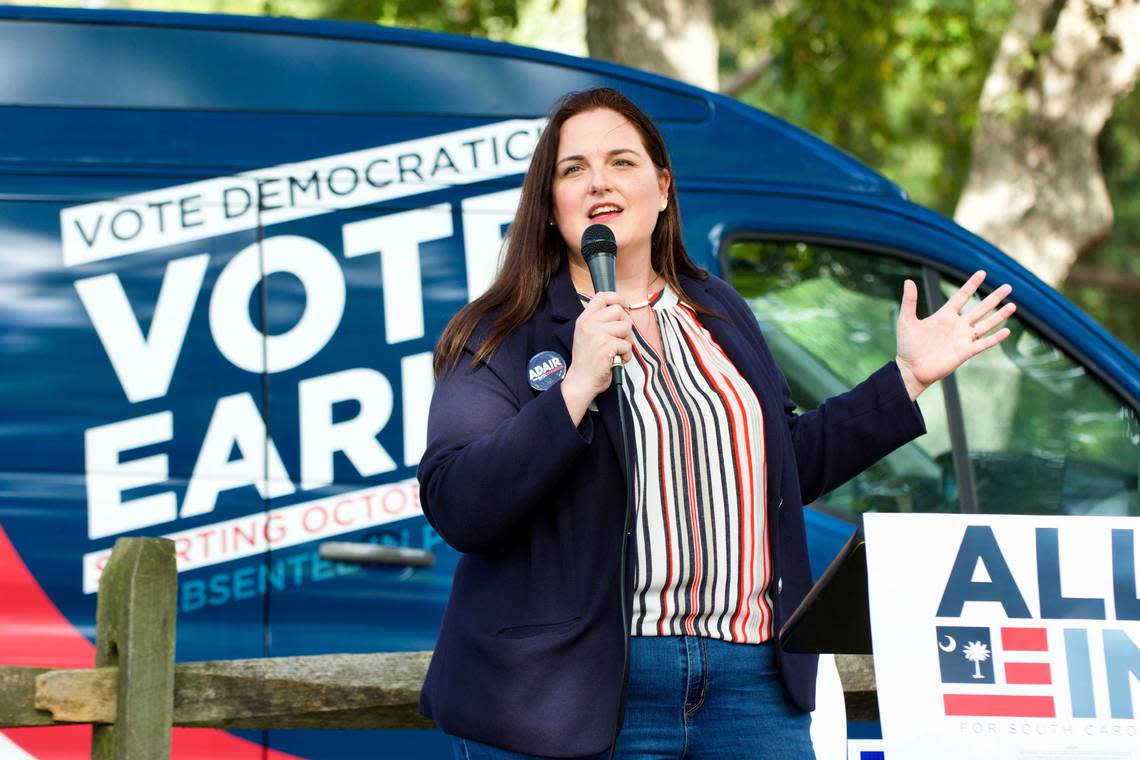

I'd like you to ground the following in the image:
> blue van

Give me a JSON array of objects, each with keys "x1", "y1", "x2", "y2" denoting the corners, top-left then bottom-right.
[{"x1": 1, "y1": 4, "x2": 1137, "y2": 758}]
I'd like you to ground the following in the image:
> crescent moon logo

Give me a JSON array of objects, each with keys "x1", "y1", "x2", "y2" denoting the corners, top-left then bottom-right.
[{"x1": 939, "y1": 635, "x2": 957, "y2": 652}]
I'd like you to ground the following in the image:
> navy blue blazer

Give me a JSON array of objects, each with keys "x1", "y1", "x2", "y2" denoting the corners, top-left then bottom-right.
[{"x1": 417, "y1": 264, "x2": 926, "y2": 757}]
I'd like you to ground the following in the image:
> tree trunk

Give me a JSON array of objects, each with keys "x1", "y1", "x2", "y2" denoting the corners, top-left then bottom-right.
[
  {"x1": 953, "y1": 0, "x2": 1140, "y2": 287},
  {"x1": 586, "y1": 0, "x2": 718, "y2": 90}
]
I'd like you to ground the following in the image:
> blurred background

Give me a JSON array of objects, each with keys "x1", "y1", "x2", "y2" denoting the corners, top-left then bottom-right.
[{"x1": 11, "y1": 0, "x2": 1138, "y2": 354}]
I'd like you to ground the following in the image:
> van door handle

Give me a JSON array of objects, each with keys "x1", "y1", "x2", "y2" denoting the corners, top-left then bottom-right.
[{"x1": 318, "y1": 541, "x2": 436, "y2": 567}]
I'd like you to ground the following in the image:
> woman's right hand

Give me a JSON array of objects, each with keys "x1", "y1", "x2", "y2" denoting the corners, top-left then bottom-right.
[{"x1": 561, "y1": 292, "x2": 633, "y2": 425}]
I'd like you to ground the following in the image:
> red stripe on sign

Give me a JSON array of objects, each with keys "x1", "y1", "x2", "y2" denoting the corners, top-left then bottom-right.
[
  {"x1": 1001, "y1": 627, "x2": 1048, "y2": 651},
  {"x1": 1005, "y1": 662, "x2": 1052, "y2": 685},
  {"x1": 944, "y1": 694, "x2": 1055, "y2": 718}
]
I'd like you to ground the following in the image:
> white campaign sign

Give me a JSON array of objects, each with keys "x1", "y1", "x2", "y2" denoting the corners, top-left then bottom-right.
[{"x1": 864, "y1": 513, "x2": 1140, "y2": 760}]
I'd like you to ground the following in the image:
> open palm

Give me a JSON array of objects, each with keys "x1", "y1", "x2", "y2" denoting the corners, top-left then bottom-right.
[{"x1": 895, "y1": 270, "x2": 1016, "y2": 399}]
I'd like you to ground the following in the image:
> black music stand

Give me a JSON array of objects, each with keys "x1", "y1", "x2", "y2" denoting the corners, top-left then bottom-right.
[{"x1": 779, "y1": 529, "x2": 872, "y2": 655}]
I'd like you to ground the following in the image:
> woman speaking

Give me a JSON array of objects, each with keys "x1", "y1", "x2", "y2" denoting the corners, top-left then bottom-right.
[{"x1": 416, "y1": 88, "x2": 1015, "y2": 759}]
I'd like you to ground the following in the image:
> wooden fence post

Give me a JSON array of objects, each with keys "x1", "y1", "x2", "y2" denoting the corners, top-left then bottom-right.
[{"x1": 91, "y1": 537, "x2": 176, "y2": 760}]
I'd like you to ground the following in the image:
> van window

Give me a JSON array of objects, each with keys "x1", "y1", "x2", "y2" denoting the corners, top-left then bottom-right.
[
  {"x1": 939, "y1": 277, "x2": 1140, "y2": 517},
  {"x1": 727, "y1": 239, "x2": 956, "y2": 518}
]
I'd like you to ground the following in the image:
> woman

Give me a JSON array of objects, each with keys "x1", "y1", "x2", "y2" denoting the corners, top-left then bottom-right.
[{"x1": 417, "y1": 88, "x2": 1014, "y2": 759}]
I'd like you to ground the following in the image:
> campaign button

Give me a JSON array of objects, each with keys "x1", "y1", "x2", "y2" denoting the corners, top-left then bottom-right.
[{"x1": 527, "y1": 351, "x2": 567, "y2": 391}]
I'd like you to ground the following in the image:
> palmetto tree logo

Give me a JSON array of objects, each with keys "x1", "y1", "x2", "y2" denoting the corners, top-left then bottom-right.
[
  {"x1": 963, "y1": 640, "x2": 991, "y2": 679},
  {"x1": 936, "y1": 626, "x2": 995, "y2": 684}
]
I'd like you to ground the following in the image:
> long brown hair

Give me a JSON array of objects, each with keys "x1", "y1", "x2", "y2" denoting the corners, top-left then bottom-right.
[{"x1": 434, "y1": 87, "x2": 709, "y2": 377}]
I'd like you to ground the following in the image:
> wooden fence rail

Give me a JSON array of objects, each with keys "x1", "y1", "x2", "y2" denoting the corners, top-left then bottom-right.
[{"x1": 0, "y1": 537, "x2": 877, "y2": 759}]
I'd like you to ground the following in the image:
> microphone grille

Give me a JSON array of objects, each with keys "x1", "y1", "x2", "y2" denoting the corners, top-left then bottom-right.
[{"x1": 580, "y1": 224, "x2": 616, "y2": 262}]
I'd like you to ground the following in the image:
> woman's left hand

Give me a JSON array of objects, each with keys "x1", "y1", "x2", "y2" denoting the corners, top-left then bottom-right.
[{"x1": 895, "y1": 270, "x2": 1016, "y2": 401}]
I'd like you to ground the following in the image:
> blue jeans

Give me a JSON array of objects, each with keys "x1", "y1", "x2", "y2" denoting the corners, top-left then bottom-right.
[{"x1": 451, "y1": 635, "x2": 815, "y2": 759}]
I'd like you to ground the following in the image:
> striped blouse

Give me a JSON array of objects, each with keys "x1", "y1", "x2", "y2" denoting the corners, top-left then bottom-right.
[{"x1": 586, "y1": 286, "x2": 773, "y2": 644}]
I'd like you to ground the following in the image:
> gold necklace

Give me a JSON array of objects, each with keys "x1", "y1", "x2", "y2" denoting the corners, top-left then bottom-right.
[
  {"x1": 573, "y1": 271, "x2": 662, "y2": 307},
  {"x1": 626, "y1": 274, "x2": 663, "y2": 310}
]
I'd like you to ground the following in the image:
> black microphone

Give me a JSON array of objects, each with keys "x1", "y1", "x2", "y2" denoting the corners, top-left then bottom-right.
[
  {"x1": 580, "y1": 224, "x2": 622, "y2": 386},
  {"x1": 582, "y1": 223, "x2": 617, "y2": 293}
]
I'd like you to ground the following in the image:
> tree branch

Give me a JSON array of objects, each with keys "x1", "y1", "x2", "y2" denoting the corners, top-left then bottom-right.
[
  {"x1": 1065, "y1": 264, "x2": 1140, "y2": 293},
  {"x1": 721, "y1": 53, "x2": 774, "y2": 97}
]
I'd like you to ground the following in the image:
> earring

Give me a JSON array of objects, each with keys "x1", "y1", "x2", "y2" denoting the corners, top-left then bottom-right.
[
  {"x1": 548, "y1": 219, "x2": 556, "y2": 226},
  {"x1": 660, "y1": 201, "x2": 667, "y2": 211}
]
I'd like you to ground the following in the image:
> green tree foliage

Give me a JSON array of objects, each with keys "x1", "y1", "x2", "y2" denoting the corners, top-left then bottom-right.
[
  {"x1": 724, "y1": 0, "x2": 1015, "y2": 215},
  {"x1": 107, "y1": 0, "x2": 519, "y2": 38},
  {"x1": 722, "y1": 0, "x2": 1139, "y2": 353},
  {"x1": 285, "y1": 0, "x2": 519, "y2": 37}
]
